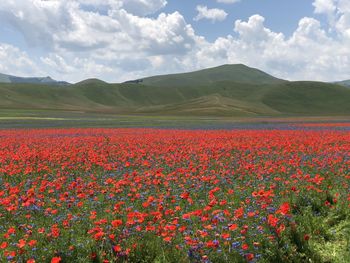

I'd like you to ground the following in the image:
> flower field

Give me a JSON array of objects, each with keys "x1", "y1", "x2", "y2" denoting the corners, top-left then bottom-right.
[{"x1": 0, "y1": 128, "x2": 350, "y2": 262}]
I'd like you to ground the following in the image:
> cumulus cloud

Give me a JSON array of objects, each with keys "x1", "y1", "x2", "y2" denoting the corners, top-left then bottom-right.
[
  {"x1": 0, "y1": 0, "x2": 200, "y2": 82},
  {"x1": 110, "y1": 10, "x2": 197, "y2": 55},
  {"x1": 0, "y1": 43, "x2": 41, "y2": 76},
  {"x1": 313, "y1": 0, "x2": 350, "y2": 36},
  {"x1": 334, "y1": 0, "x2": 350, "y2": 38},
  {"x1": 191, "y1": 9, "x2": 350, "y2": 82},
  {"x1": 234, "y1": 15, "x2": 284, "y2": 45},
  {"x1": 0, "y1": 0, "x2": 350, "y2": 83},
  {"x1": 0, "y1": 1, "x2": 196, "y2": 55},
  {"x1": 194, "y1": 5, "x2": 228, "y2": 23},
  {"x1": 313, "y1": 0, "x2": 336, "y2": 15}
]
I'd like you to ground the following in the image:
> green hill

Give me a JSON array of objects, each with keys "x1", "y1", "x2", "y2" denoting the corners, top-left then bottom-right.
[{"x1": 1, "y1": 65, "x2": 350, "y2": 116}]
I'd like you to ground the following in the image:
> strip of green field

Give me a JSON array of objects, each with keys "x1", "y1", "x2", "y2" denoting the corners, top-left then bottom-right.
[{"x1": 1, "y1": 109, "x2": 350, "y2": 129}]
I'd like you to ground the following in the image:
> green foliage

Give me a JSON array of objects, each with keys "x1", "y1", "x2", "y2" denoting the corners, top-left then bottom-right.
[{"x1": 122, "y1": 236, "x2": 188, "y2": 263}]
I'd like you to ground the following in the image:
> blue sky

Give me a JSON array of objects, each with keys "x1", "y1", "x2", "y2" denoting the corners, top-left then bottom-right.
[
  {"x1": 0, "y1": 0, "x2": 349, "y2": 83},
  {"x1": 163, "y1": 1, "x2": 316, "y2": 40}
]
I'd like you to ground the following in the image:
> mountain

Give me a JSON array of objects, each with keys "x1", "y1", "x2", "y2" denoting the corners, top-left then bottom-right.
[
  {"x1": 336, "y1": 80, "x2": 350, "y2": 87},
  {"x1": 0, "y1": 73, "x2": 11, "y2": 83},
  {"x1": 0, "y1": 72, "x2": 70, "y2": 85},
  {"x1": 126, "y1": 64, "x2": 285, "y2": 87},
  {"x1": 1, "y1": 64, "x2": 350, "y2": 116},
  {"x1": 75, "y1": 78, "x2": 108, "y2": 86}
]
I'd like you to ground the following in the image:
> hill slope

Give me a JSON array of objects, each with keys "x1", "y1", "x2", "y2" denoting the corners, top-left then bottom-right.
[
  {"x1": 1, "y1": 80, "x2": 350, "y2": 116},
  {"x1": 1, "y1": 64, "x2": 350, "y2": 116}
]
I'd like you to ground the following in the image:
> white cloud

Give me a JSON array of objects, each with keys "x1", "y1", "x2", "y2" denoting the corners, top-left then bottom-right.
[
  {"x1": 40, "y1": 54, "x2": 76, "y2": 74},
  {"x1": 313, "y1": 0, "x2": 336, "y2": 15},
  {"x1": 191, "y1": 11, "x2": 350, "y2": 82},
  {"x1": 194, "y1": 5, "x2": 228, "y2": 23},
  {"x1": 234, "y1": 15, "x2": 284, "y2": 45},
  {"x1": 0, "y1": 0, "x2": 199, "y2": 82},
  {"x1": 0, "y1": 1, "x2": 196, "y2": 55},
  {"x1": 110, "y1": 10, "x2": 197, "y2": 55},
  {"x1": 0, "y1": 43, "x2": 41, "y2": 76},
  {"x1": 338, "y1": 0, "x2": 350, "y2": 13},
  {"x1": 0, "y1": 0, "x2": 350, "y2": 83},
  {"x1": 312, "y1": 0, "x2": 350, "y2": 37},
  {"x1": 313, "y1": 0, "x2": 338, "y2": 28},
  {"x1": 334, "y1": 0, "x2": 350, "y2": 38}
]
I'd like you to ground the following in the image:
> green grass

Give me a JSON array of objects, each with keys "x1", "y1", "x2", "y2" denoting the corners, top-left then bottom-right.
[
  {"x1": 262, "y1": 81, "x2": 350, "y2": 115},
  {"x1": 1, "y1": 110, "x2": 350, "y2": 129}
]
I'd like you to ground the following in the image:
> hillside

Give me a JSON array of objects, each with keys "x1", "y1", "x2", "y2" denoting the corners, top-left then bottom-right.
[
  {"x1": 336, "y1": 80, "x2": 350, "y2": 87},
  {"x1": 0, "y1": 72, "x2": 69, "y2": 85},
  {"x1": 1, "y1": 64, "x2": 350, "y2": 116}
]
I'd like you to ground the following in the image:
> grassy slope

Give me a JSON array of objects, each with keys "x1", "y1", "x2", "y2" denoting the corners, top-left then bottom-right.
[
  {"x1": 262, "y1": 81, "x2": 350, "y2": 115},
  {"x1": 1, "y1": 65, "x2": 350, "y2": 116}
]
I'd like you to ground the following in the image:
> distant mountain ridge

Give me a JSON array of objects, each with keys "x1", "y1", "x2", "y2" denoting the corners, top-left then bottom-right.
[
  {"x1": 1, "y1": 64, "x2": 350, "y2": 117},
  {"x1": 336, "y1": 80, "x2": 350, "y2": 87},
  {"x1": 0, "y1": 72, "x2": 70, "y2": 85}
]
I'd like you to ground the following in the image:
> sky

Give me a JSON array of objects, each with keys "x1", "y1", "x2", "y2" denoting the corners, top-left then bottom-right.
[{"x1": 0, "y1": 0, "x2": 349, "y2": 83}]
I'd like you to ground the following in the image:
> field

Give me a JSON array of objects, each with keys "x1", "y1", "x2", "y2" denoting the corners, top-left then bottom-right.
[{"x1": 1, "y1": 126, "x2": 350, "y2": 263}]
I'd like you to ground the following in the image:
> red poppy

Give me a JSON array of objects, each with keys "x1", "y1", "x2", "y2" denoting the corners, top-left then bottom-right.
[
  {"x1": 229, "y1": 224, "x2": 238, "y2": 231},
  {"x1": 0, "y1": 242, "x2": 8, "y2": 249},
  {"x1": 113, "y1": 245, "x2": 122, "y2": 252},
  {"x1": 111, "y1": 219, "x2": 123, "y2": 228},
  {"x1": 51, "y1": 257, "x2": 61, "y2": 263}
]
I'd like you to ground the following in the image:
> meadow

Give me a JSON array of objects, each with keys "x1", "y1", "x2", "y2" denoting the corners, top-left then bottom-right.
[{"x1": 0, "y1": 125, "x2": 350, "y2": 263}]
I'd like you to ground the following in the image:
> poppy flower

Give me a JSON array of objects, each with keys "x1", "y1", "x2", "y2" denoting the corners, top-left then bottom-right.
[
  {"x1": 113, "y1": 245, "x2": 122, "y2": 252},
  {"x1": 0, "y1": 242, "x2": 8, "y2": 249},
  {"x1": 51, "y1": 257, "x2": 61, "y2": 263},
  {"x1": 111, "y1": 219, "x2": 123, "y2": 228},
  {"x1": 229, "y1": 224, "x2": 238, "y2": 231}
]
